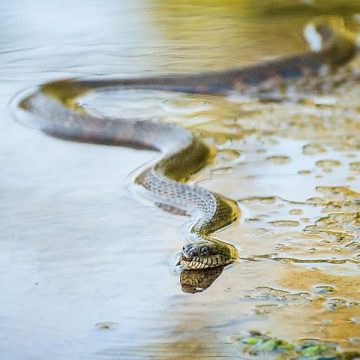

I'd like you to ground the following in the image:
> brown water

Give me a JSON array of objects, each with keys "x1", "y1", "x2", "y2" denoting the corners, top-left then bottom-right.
[{"x1": 1, "y1": 1, "x2": 360, "y2": 359}]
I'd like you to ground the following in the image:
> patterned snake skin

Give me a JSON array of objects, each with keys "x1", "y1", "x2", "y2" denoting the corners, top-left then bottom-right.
[{"x1": 13, "y1": 17, "x2": 357, "y2": 270}]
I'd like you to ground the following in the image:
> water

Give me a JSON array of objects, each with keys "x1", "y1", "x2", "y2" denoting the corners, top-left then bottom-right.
[{"x1": 1, "y1": 1, "x2": 360, "y2": 359}]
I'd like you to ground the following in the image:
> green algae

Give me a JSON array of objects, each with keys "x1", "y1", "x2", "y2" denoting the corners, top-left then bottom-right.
[{"x1": 236, "y1": 332, "x2": 360, "y2": 359}]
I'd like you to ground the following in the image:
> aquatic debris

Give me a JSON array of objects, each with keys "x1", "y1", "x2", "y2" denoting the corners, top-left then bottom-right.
[
  {"x1": 95, "y1": 322, "x2": 119, "y2": 331},
  {"x1": 324, "y1": 297, "x2": 359, "y2": 312},
  {"x1": 233, "y1": 331, "x2": 360, "y2": 359},
  {"x1": 313, "y1": 285, "x2": 336, "y2": 294},
  {"x1": 247, "y1": 286, "x2": 313, "y2": 304}
]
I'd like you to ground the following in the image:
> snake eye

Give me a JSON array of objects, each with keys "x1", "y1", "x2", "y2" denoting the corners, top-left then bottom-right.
[{"x1": 200, "y1": 246, "x2": 209, "y2": 255}]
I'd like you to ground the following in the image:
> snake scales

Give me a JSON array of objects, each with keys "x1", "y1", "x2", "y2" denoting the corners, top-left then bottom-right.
[{"x1": 14, "y1": 17, "x2": 357, "y2": 270}]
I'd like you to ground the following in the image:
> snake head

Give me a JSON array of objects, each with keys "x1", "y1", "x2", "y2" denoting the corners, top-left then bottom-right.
[{"x1": 176, "y1": 241, "x2": 237, "y2": 270}]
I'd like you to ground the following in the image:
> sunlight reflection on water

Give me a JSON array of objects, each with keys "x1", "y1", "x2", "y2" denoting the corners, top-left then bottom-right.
[{"x1": 1, "y1": 0, "x2": 360, "y2": 359}]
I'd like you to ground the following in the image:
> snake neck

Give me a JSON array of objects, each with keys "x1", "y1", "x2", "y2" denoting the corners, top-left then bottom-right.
[{"x1": 190, "y1": 194, "x2": 240, "y2": 262}]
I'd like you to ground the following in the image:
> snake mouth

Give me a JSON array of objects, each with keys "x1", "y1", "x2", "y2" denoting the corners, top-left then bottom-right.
[
  {"x1": 176, "y1": 253, "x2": 229, "y2": 270},
  {"x1": 181, "y1": 253, "x2": 195, "y2": 262}
]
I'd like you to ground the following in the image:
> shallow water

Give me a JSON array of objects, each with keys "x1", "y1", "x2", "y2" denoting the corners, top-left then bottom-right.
[{"x1": 1, "y1": 1, "x2": 360, "y2": 359}]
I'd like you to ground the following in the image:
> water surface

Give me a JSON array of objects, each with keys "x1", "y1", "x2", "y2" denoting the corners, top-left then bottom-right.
[{"x1": 1, "y1": 1, "x2": 360, "y2": 359}]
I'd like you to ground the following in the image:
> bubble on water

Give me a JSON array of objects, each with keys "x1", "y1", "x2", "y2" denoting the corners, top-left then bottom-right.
[
  {"x1": 303, "y1": 143, "x2": 326, "y2": 155},
  {"x1": 348, "y1": 337, "x2": 360, "y2": 346},
  {"x1": 266, "y1": 155, "x2": 290, "y2": 164},
  {"x1": 316, "y1": 159, "x2": 341, "y2": 168},
  {"x1": 290, "y1": 209, "x2": 303, "y2": 215},
  {"x1": 240, "y1": 196, "x2": 277, "y2": 205},
  {"x1": 248, "y1": 286, "x2": 313, "y2": 304},
  {"x1": 306, "y1": 197, "x2": 327, "y2": 205},
  {"x1": 349, "y1": 161, "x2": 360, "y2": 172},
  {"x1": 298, "y1": 169, "x2": 312, "y2": 175},
  {"x1": 213, "y1": 148, "x2": 242, "y2": 166},
  {"x1": 316, "y1": 186, "x2": 360, "y2": 201},
  {"x1": 304, "y1": 226, "x2": 355, "y2": 243},
  {"x1": 350, "y1": 317, "x2": 360, "y2": 325},
  {"x1": 269, "y1": 220, "x2": 300, "y2": 227}
]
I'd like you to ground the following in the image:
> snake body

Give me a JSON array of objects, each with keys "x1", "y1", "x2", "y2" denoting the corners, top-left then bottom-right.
[{"x1": 14, "y1": 18, "x2": 357, "y2": 270}]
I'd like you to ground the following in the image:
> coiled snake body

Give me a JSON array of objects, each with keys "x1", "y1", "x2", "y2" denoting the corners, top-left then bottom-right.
[{"x1": 14, "y1": 18, "x2": 357, "y2": 270}]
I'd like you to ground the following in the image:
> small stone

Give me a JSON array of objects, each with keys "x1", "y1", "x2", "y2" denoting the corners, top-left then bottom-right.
[{"x1": 95, "y1": 322, "x2": 119, "y2": 331}]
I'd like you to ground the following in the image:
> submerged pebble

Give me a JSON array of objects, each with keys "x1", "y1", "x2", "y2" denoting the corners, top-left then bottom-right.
[{"x1": 95, "y1": 322, "x2": 119, "y2": 331}]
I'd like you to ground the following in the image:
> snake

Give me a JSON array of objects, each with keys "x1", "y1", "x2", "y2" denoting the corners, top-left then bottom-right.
[{"x1": 13, "y1": 17, "x2": 357, "y2": 271}]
